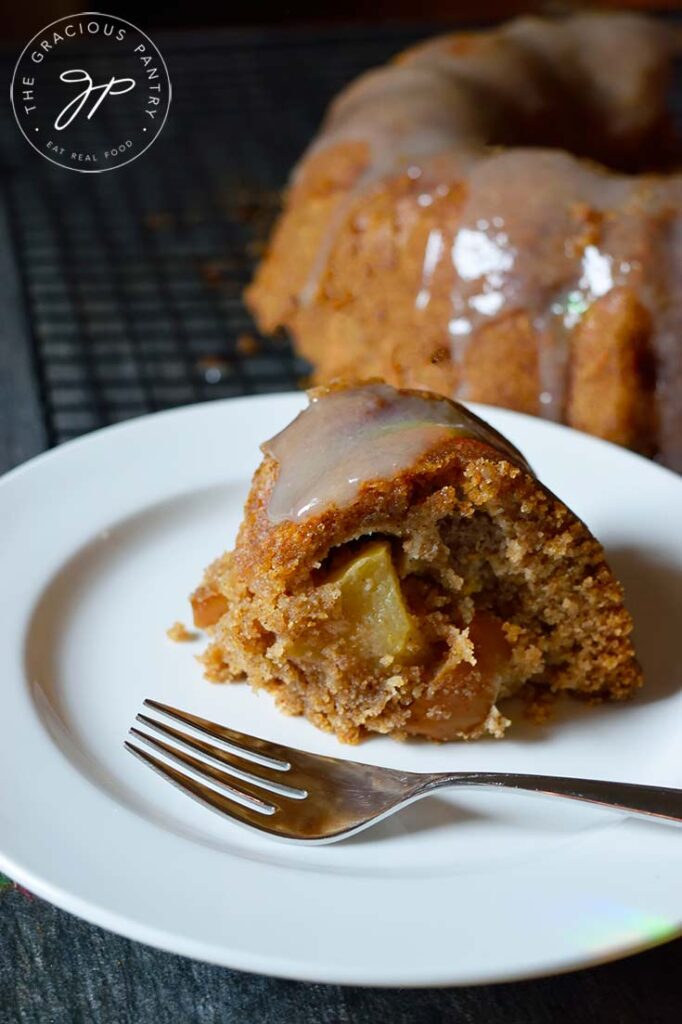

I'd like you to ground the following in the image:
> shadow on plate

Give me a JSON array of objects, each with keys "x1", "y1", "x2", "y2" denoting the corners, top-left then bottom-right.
[
  {"x1": 342, "y1": 795, "x2": 489, "y2": 846},
  {"x1": 518, "y1": 542, "x2": 680, "y2": 742},
  {"x1": 605, "y1": 545, "x2": 682, "y2": 705}
]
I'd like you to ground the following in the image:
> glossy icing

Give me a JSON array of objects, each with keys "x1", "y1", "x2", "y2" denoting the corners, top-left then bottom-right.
[
  {"x1": 292, "y1": 14, "x2": 682, "y2": 440},
  {"x1": 416, "y1": 150, "x2": 663, "y2": 420},
  {"x1": 263, "y1": 383, "x2": 531, "y2": 523}
]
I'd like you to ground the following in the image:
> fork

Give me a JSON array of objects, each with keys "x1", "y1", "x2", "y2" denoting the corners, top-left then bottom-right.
[{"x1": 125, "y1": 700, "x2": 682, "y2": 843}]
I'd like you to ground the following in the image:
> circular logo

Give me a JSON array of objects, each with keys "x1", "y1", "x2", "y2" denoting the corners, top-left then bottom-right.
[{"x1": 10, "y1": 11, "x2": 171, "y2": 173}]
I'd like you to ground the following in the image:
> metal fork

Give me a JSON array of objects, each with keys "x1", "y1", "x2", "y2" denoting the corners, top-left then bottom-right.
[{"x1": 125, "y1": 700, "x2": 682, "y2": 843}]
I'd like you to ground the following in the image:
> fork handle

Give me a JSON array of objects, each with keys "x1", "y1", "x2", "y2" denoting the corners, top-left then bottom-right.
[{"x1": 421, "y1": 772, "x2": 682, "y2": 824}]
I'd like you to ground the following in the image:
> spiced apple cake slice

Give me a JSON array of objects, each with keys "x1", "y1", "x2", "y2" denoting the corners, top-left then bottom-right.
[{"x1": 191, "y1": 382, "x2": 641, "y2": 743}]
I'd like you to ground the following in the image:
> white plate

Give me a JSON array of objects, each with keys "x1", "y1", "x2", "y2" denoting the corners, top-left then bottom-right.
[{"x1": 1, "y1": 394, "x2": 681, "y2": 987}]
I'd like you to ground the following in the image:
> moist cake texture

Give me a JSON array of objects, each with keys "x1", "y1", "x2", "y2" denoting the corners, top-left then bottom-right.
[
  {"x1": 191, "y1": 382, "x2": 641, "y2": 743},
  {"x1": 247, "y1": 13, "x2": 682, "y2": 471}
]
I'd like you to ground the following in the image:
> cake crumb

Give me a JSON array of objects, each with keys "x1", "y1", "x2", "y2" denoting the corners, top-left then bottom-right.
[
  {"x1": 144, "y1": 211, "x2": 174, "y2": 231},
  {"x1": 236, "y1": 332, "x2": 260, "y2": 356},
  {"x1": 521, "y1": 684, "x2": 556, "y2": 724},
  {"x1": 167, "y1": 621, "x2": 196, "y2": 643}
]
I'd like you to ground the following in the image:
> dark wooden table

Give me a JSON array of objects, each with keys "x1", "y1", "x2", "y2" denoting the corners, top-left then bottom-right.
[
  {"x1": 0, "y1": 868, "x2": 680, "y2": 1020},
  {"x1": 0, "y1": 20, "x2": 680, "y2": 1022}
]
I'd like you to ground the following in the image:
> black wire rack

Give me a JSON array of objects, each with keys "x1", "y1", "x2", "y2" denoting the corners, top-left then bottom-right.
[{"x1": 0, "y1": 23, "x2": 440, "y2": 447}]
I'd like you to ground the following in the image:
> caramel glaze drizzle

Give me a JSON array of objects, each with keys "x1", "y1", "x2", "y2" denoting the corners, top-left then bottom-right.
[
  {"x1": 263, "y1": 383, "x2": 532, "y2": 523},
  {"x1": 290, "y1": 14, "x2": 681, "y2": 441}
]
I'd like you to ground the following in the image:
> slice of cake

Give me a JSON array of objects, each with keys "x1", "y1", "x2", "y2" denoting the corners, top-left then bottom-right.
[{"x1": 191, "y1": 382, "x2": 641, "y2": 743}]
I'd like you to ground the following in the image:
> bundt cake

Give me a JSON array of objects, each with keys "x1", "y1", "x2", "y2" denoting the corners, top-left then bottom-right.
[
  {"x1": 191, "y1": 382, "x2": 641, "y2": 743},
  {"x1": 246, "y1": 14, "x2": 682, "y2": 471}
]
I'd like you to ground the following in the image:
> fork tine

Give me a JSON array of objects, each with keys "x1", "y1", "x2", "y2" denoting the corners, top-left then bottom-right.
[
  {"x1": 143, "y1": 699, "x2": 292, "y2": 768},
  {"x1": 124, "y1": 741, "x2": 304, "y2": 838},
  {"x1": 129, "y1": 728, "x2": 280, "y2": 811},
  {"x1": 135, "y1": 714, "x2": 307, "y2": 799}
]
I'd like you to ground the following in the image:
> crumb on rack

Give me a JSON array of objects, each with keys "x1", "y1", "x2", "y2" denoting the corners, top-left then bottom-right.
[
  {"x1": 199, "y1": 260, "x2": 232, "y2": 286},
  {"x1": 246, "y1": 239, "x2": 268, "y2": 259},
  {"x1": 196, "y1": 355, "x2": 232, "y2": 383},
  {"x1": 236, "y1": 332, "x2": 260, "y2": 356},
  {"x1": 144, "y1": 211, "x2": 174, "y2": 231},
  {"x1": 167, "y1": 621, "x2": 197, "y2": 643}
]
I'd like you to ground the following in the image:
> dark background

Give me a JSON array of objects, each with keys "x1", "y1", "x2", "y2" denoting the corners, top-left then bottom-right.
[{"x1": 4, "y1": 0, "x2": 682, "y2": 39}]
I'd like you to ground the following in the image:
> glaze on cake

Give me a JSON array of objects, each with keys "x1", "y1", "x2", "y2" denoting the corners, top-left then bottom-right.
[
  {"x1": 191, "y1": 382, "x2": 641, "y2": 744},
  {"x1": 246, "y1": 14, "x2": 682, "y2": 470},
  {"x1": 264, "y1": 381, "x2": 531, "y2": 521}
]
